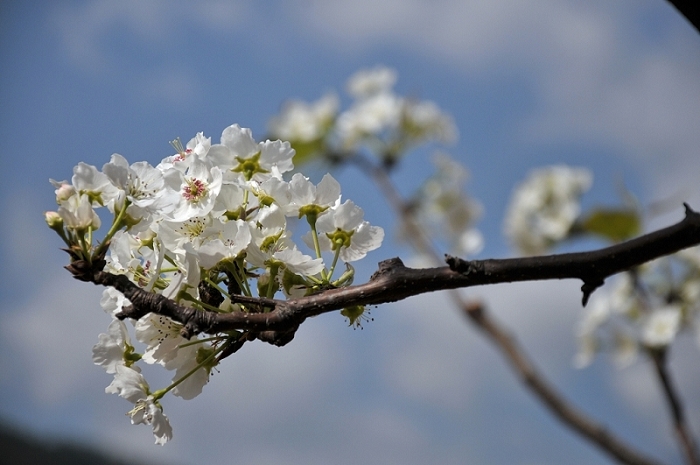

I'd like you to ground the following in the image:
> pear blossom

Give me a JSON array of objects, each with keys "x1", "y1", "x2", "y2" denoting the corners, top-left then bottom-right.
[
  {"x1": 336, "y1": 92, "x2": 402, "y2": 146},
  {"x1": 347, "y1": 65, "x2": 397, "y2": 98},
  {"x1": 71, "y1": 162, "x2": 120, "y2": 206},
  {"x1": 158, "y1": 248, "x2": 201, "y2": 303},
  {"x1": 158, "y1": 216, "x2": 217, "y2": 256},
  {"x1": 307, "y1": 200, "x2": 384, "y2": 262},
  {"x1": 164, "y1": 343, "x2": 216, "y2": 400},
  {"x1": 104, "y1": 230, "x2": 143, "y2": 278},
  {"x1": 135, "y1": 314, "x2": 188, "y2": 366},
  {"x1": 102, "y1": 154, "x2": 167, "y2": 212},
  {"x1": 106, "y1": 366, "x2": 172, "y2": 445},
  {"x1": 162, "y1": 157, "x2": 222, "y2": 222},
  {"x1": 44, "y1": 211, "x2": 63, "y2": 230},
  {"x1": 208, "y1": 124, "x2": 295, "y2": 182},
  {"x1": 250, "y1": 176, "x2": 291, "y2": 211},
  {"x1": 285, "y1": 173, "x2": 341, "y2": 218},
  {"x1": 58, "y1": 193, "x2": 101, "y2": 231},
  {"x1": 93, "y1": 319, "x2": 139, "y2": 374},
  {"x1": 505, "y1": 165, "x2": 592, "y2": 255},
  {"x1": 50, "y1": 179, "x2": 76, "y2": 203},
  {"x1": 642, "y1": 306, "x2": 682, "y2": 348},
  {"x1": 247, "y1": 232, "x2": 324, "y2": 278},
  {"x1": 403, "y1": 153, "x2": 482, "y2": 256},
  {"x1": 197, "y1": 219, "x2": 252, "y2": 269},
  {"x1": 158, "y1": 132, "x2": 212, "y2": 172},
  {"x1": 402, "y1": 99, "x2": 457, "y2": 144},
  {"x1": 211, "y1": 181, "x2": 249, "y2": 219},
  {"x1": 268, "y1": 93, "x2": 338, "y2": 142},
  {"x1": 100, "y1": 288, "x2": 133, "y2": 317},
  {"x1": 48, "y1": 114, "x2": 386, "y2": 445}
]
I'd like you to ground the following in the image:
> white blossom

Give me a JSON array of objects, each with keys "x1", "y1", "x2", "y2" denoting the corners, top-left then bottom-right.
[
  {"x1": 285, "y1": 173, "x2": 341, "y2": 217},
  {"x1": 103, "y1": 154, "x2": 167, "y2": 212},
  {"x1": 505, "y1": 165, "x2": 592, "y2": 255},
  {"x1": 197, "y1": 219, "x2": 252, "y2": 269},
  {"x1": 106, "y1": 366, "x2": 172, "y2": 445},
  {"x1": 135, "y1": 314, "x2": 187, "y2": 366},
  {"x1": 164, "y1": 343, "x2": 214, "y2": 400},
  {"x1": 642, "y1": 306, "x2": 682, "y2": 348},
  {"x1": 93, "y1": 319, "x2": 136, "y2": 374},
  {"x1": 347, "y1": 65, "x2": 397, "y2": 98},
  {"x1": 71, "y1": 162, "x2": 119, "y2": 206},
  {"x1": 307, "y1": 200, "x2": 384, "y2": 262},
  {"x1": 268, "y1": 93, "x2": 338, "y2": 142},
  {"x1": 208, "y1": 124, "x2": 295, "y2": 182},
  {"x1": 100, "y1": 288, "x2": 133, "y2": 317},
  {"x1": 58, "y1": 193, "x2": 101, "y2": 231},
  {"x1": 162, "y1": 157, "x2": 223, "y2": 222}
]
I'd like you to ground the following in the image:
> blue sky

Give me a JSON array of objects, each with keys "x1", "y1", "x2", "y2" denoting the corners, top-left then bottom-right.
[{"x1": 1, "y1": 1, "x2": 699, "y2": 464}]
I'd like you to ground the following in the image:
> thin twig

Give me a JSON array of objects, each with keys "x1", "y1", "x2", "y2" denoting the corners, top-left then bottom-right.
[{"x1": 650, "y1": 349, "x2": 700, "y2": 465}]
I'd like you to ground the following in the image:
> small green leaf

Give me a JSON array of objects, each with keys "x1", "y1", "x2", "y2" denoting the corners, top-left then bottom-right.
[
  {"x1": 290, "y1": 138, "x2": 324, "y2": 166},
  {"x1": 581, "y1": 208, "x2": 641, "y2": 242}
]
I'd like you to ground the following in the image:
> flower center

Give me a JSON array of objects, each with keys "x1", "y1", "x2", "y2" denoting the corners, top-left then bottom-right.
[
  {"x1": 178, "y1": 217, "x2": 207, "y2": 240},
  {"x1": 182, "y1": 178, "x2": 207, "y2": 202}
]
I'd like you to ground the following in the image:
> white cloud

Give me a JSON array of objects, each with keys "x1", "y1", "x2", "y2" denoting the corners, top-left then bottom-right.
[
  {"x1": 289, "y1": 0, "x2": 615, "y2": 70},
  {"x1": 52, "y1": 0, "x2": 252, "y2": 69},
  {"x1": 49, "y1": 0, "x2": 252, "y2": 105},
  {"x1": 1, "y1": 274, "x2": 106, "y2": 404}
]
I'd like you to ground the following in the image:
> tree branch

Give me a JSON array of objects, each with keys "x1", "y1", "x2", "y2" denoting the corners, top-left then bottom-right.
[
  {"x1": 666, "y1": 0, "x2": 700, "y2": 34},
  {"x1": 72, "y1": 203, "x2": 700, "y2": 339},
  {"x1": 650, "y1": 349, "x2": 700, "y2": 465}
]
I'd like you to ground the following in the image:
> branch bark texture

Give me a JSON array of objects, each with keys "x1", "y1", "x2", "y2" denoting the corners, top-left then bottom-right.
[{"x1": 73, "y1": 204, "x2": 700, "y2": 340}]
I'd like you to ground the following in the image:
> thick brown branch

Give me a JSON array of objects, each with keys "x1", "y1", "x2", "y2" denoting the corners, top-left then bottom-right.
[
  {"x1": 74, "y1": 204, "x2": 700, "y2": 339},
  {"x1": 447, "y1": 203, "x2": 700, "y2": 305}
]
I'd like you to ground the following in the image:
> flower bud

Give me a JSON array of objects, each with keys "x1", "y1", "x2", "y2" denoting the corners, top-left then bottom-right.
[
  {"x1": 44, "y1": 211, "x2": 64, "y2": 231},
  {"x1": 55, "y1": 182, "x2": 76, "y2": 203}
]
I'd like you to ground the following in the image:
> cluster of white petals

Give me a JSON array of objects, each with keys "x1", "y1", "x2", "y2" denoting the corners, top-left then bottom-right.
[
  {"x1": 268, "y1": 65, "x2": 457, "y2": 160},
  {"x1": 268, "y1": 93, "x2": 339, "y2": 143},
  {"x1": 49, "y1": 123, "x2": 384, "y2": 444},
  {"x1": 574, "y1": 248, "x2": 700, "y2": 368},
  {"x1": 399, "y1": 153, "x2": 482, "y2": 260},
  {"x1": 504, "y1": 165, "x2": 592, "y2": 255},
  {"x1": 337, "y1": 66, "x2": 456, "y2": 150}
]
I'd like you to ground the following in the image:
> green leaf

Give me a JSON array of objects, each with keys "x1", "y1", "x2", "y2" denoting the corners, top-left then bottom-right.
[
  {"x1": 580, "y1": 208, "x2": 641, "y2": 242},
  {"x1": 289, "y1": 138, "x2": 325, "y2": 166}
]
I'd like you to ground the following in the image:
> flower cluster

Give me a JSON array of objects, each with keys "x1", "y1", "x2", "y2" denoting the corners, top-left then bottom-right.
[
  {"x1": 399, "y1": 152, "x2": 482, "y2": 259},
  {"x1": 574, "y1": 247, "x2": 700, "y2": 368},
  {"x1": 268, "y1": 65, "x2": 457, "y2": 166},
  {"x1": 269, "y1": 66, "x2": 478, "y2": 262},
  {"x1": 504, "y1": 165, "x2": 592, "y2": 255},
  {"x1": 46, "y1": 124, "x2": 384, "y2": 444}
]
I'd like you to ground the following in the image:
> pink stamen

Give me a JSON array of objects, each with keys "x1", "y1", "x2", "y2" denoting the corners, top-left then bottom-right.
[{"x1": 182, "y1": 178, "x2": 207, "y2": 201}]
